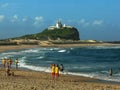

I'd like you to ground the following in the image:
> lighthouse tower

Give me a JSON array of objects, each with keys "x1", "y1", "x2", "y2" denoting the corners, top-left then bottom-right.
[{"x1": 56, "y1": 21, "x2": 63, "y2": 28}]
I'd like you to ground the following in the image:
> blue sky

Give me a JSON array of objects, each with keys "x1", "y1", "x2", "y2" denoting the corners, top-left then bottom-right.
[{"x1": 0, "y1": 0, "x2": 120, "y2": 41}]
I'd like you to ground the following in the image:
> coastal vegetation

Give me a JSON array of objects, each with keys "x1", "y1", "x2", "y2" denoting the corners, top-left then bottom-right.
[{"x1": 18, "y1": 27, "x2": 80, "y2": 40}]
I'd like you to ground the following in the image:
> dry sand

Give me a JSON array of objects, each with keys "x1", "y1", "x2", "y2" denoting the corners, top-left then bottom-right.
[
  {"x1": 0, "y1": 45, "x2": 38, "y2": 52},
  {"x1": 0, "y1": 43, "x2": 120, "y2": 52},
  {"x1": 0, "y1": 44, "x2": 120, "y2": 90}
]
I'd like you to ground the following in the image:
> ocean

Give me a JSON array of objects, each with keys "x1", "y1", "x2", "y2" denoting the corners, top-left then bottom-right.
[{"x1": 0, "y1": 46, "x2": 120, "y2": 82}]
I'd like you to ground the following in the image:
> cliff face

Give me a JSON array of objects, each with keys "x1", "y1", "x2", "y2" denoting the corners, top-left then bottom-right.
[{"x1": 20, "y1": 27, "x2": 80, "y2": 40}]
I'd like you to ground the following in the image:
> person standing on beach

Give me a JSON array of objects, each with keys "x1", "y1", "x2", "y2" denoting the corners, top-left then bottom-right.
[
  {"x1": 2, "y1": 58, "x2": 6, "y2": 68},
  {"x1": 8, "y1": 58, "x2": 12, "y2": 68},
  {"x1": 15, "y1": 58, "x2": 19, "y2": 69},
  {"x1": 51, "y1": 64, "x2": 55, "y2": 80},
  {"x1": 59, "y1": 64, "x2": 64, "y2": 72},
  {"x1": 55, "y1": 64, "x2": 59, "y2": 79}
]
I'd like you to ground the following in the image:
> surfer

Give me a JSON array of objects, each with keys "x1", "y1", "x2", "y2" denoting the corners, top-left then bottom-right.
[{"x1": 109, "y1": 68, "x2": 113, "y2": 76}]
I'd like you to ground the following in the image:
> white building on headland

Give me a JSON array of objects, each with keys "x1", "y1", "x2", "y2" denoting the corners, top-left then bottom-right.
[{"x1": 48, "y1": 21, "x2": 73, "y2": 30}]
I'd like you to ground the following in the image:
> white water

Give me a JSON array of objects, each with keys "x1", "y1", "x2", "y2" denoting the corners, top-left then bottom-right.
[{"x1": 0, "y1": 46, "x2": 120, "y2": 83}]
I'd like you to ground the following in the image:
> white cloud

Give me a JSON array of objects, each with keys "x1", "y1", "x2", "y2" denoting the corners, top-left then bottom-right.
[
  {"x1": 33, "y1": 16, "x2": 43, "y2": 27},
  {"x1": 78, "y1": 19, "x2": 90, "y2": 27},
  {"x1": 11, "y1": 15, "x2": 19, "y2": 22},
  {"x1": 77, "y1": 19, "x2": 104, "y2": 28},
  {"x1": 92, "y1": 20, "x2": 103, "y2": 25},
  {"x1": 1, "y1": 3, "x2": 9, "y2": 8},
  {"x1": 84, "y1": 22, "x2": 90, "y2": 26},
  {"x1": 35, "y1": 16, "x2": 43, "y2": 21},
  {"x1": 22, "y1": 17, "x2": 27, "y2": 22},
  {"x1": 79, "y1": 19, "x2": 85, "y2": 24},
  {"x1": 0, "y1": 15, "x2": 5, "y2": 22}
]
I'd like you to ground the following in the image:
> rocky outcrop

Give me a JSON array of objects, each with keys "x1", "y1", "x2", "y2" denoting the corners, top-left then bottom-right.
[{"x1": 20, "y1": 27, "x2": 80, "y2": 40}]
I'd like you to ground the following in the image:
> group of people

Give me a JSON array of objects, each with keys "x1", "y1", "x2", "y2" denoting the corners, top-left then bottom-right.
[
  {"x1": 2, "y1": 58, "x2": 19, "y2": 69},
  {"x1": 51, "y1": 64, "x2": 64, "y2": 80},
  {"x1": 2, "y1": 57, "x2": 65, "y2": 78},
  {"x1": 1, "y1": 58, "x2": 19, "y2": 76}
]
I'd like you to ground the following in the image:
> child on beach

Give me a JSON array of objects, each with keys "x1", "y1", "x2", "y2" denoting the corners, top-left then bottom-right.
[{"x1": 6, "y1": 66, "x2": 10, "y2": 76}]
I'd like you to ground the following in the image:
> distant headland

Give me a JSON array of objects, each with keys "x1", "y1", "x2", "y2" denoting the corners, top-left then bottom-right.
[
  {"x1": 17, "y1": 21, "x2": 80, "y2": 41},
  {"x1": 0, "y1": 21, "x2": 120, "y2": 47}
]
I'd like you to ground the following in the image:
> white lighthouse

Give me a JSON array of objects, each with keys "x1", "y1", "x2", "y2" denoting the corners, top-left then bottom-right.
[
  {"x1": 48, "y1": 20, "x2": 73, "y2": 30},
  {"x1": 56, "y1": 21, "x2": 63, "y2": 28}
]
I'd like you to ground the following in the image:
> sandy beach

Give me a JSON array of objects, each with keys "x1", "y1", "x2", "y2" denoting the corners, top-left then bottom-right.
[
  {"x1": 0, "y1": 68, "x2": 120, "y2": 90},
  {"x1": 0, "y1": 44, "x2": 120, "y2": 90},
  {"x1": 0, "y1": 42, "x2": 120, "y2": 52},
  {"x1": 0, "y1": 45, "x2": 39, "y2": 52}
]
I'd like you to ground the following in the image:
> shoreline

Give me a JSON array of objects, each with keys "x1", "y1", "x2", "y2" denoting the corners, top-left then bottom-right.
[
  {"x1": 0, "y1": 43, "x2": 120, "y2": 53},
  {"x1": 0, "y1": 68, "x2": 120, "y2": 90},
  {"x1": 13, "y1": 67, "x2": 120, "y2": 84},
  {"x1": 40, "y1": 43, "x2": 120, "y2": 48},
  {"x1": 0, "y1": 44, "x2": 120, "y2": 89}
]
